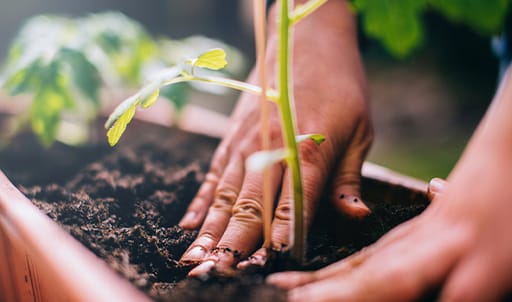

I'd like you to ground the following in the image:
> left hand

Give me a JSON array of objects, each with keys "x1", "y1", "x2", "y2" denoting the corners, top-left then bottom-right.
[{"x1": 267, "y1": 67, "x2": 512, "y2": 301}]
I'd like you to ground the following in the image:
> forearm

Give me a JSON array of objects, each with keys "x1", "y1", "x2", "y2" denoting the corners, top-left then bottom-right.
[{"x1": 459, "y1": 66, "x2": 512, "y2": 163}]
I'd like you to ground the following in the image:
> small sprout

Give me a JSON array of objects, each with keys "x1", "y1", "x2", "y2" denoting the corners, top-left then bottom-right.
[
  {"x1": 296, "y1": 133, "x2": 326, "y2": 145},
  {"x1": 246, "y1": 148, "x2": 289, "y2": 172}
]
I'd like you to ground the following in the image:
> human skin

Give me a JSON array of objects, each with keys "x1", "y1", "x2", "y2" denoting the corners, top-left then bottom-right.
[
  {"x1": 179, "y1": 0, "x2": 373, "y2": 275},
  {"x1": 267, "y1": 66, "x2": 512, "y2": 301}
]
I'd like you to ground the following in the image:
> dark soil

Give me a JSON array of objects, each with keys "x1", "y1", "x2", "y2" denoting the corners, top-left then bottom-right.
[{"x1": 0, "y1": 118, "x2": 429, "y2": 301}]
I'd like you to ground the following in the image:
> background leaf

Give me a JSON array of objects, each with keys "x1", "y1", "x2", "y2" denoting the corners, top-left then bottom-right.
[
  {"x1": 353, "y1": 0, "x2": 427, "y2": 58},
  {"x1": 429, "y1": 0, "x2": 509, "y2": 35}
]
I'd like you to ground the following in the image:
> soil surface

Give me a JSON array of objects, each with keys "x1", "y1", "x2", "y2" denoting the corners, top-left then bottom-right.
[{"x1": 0, "y1": 118, "x2": 430, "y2": 301}]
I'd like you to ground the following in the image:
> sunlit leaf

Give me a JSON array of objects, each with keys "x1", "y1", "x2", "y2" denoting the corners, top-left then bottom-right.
[
  {"x1": 107, "y1": 102, "x2": 137, "y2": 146},
  {"x1": 189, "y1": 48, "x2": 227, "y2": 70},
  {"x1": 104, "y1": 94, "x2": 140, "y2": 129},
  {"x1": 246, "y1": 148, "x2": 289, "y2": 172},
  {"x1": 296, "y1": 133, "x2": 326, "y2": 145},
  {"x1": 139, "y1": 81, "x2": 161, "y2": 108}
]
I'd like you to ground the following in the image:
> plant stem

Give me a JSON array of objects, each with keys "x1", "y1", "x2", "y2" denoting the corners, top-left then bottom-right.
[
  {"x1": 253, "y1": 0, "x2": 273, "y2": 249},
  {"x1": 162, "y1": 75, "x2": 279, "y2": 102},
  {"x1": 277, "y1": 0, "x2": 304, "y2": 262}
]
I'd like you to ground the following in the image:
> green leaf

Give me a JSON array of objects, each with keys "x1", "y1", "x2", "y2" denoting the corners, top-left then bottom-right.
[
  {"x1": 188, "y1": 48, "x2": 227, "y2": 70},
  {"x1": 429, "y1": 0, "x2": 510, "y2": 35},
  {"x1": 353, "y1": 0, "x2": 427, "y2": 57},
  {"x1": 296, "y1": 133, "x2": 326, "y2": 145},
  {"x1": 246, "y1": 149, "x2": 289, "y2": 172},
  {"x1": 106, "y1": 102, "x2": 137, "y2": 146},
  {"x1": 30, "y1": 87, "x2": 69, "y2": 146},
  {"x1": 160, "y1": 83, "x2": 188, "y2": 111},
  {"x1": 3, "y1": 59, "x2": 44, "y2": 95},
  {"x1": 139, "y1": 81, "x2": 161, "y2": 108},
  {"x1": 104, "y1": 94, "x2": 140, "y2": 130},
  {"x1": 58, "y1": 48, "x2": 101, "y2": 106}
]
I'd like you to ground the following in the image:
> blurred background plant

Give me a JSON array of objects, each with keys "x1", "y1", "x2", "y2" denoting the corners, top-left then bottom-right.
[
  {"x1": 0, "y1": 0, "x2": 509, "y2": 180},
  {"x1": 0, "y1": 10, "x2": 246, "y2": 146}
]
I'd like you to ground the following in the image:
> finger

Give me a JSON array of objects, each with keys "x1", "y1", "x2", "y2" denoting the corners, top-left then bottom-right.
[
  {"x1": 189, "y1": 165, "x2": 283, "y2": 276},
  {"x1": 237, "y1": 247, "x2": 267, "y2": 269},
  {"x1": 427, "y1": 178, "x2": 446, "y2": 202},
  {"x1": 180, "y1": 154, "x2": 244, "y2": 264},
  {"x1": 270, "y1": 139, "x2": 330, "y2": 251},
  {"x1": 287, "y1": 222, "x2": 465, "y2": 302},
  {"x1": 179, "y1": 142, "x2": 230, "y2": 229},
  {"x1": 267, "y1": 246, "x2": 373, "y2": 289},
  {"x1": 330, "y1": 125, "x2": 372, "y2": 218}
]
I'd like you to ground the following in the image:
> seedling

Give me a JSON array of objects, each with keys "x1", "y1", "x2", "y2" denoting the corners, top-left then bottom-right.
[
  {"x1": 0, "y1": 12, "x2": 244, "y2": 146},
  {"x1": 106, "y1": 0, "x2": 327, "y2": 262}
]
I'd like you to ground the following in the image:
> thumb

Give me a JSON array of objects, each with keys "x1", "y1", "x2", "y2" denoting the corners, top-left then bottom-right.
[{"x1": 330, "y1": 137, "x2": 371, "y2": 219}]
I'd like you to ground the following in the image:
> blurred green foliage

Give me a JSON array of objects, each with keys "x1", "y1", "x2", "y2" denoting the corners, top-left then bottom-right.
[
  {"x1": 353, "y1": 0, "x2": 510, "y2": 57},
  {"x1": 0, "y1": 12, "x2": 245, "y2": 146}
]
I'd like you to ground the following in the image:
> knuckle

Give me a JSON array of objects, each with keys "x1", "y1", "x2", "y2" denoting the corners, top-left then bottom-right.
[
  {"x1": 212, "y1": 187, "x2": 239, "y2": 210},
  {"x1": 274, "y1": 201, "x2": 292, "y2": 222},
  {"x1": 232, "y1": 197, "x2": 263, "y2": 220},
  {"x1": 298, "y1": 138, "x2": 322, "y2": 165}
]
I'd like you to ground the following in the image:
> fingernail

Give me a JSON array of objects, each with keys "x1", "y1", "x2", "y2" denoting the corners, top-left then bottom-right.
[
  {"x1": 181, "y1": 246, "x2": 207, "y2": 263},
  {"x1": 188, "y1": 260, "x2": 215, "y2": 277},
  {"x1": 339, "y1": 194, "x2": 371, "y2": 218},
  {"x1": 429, "y1": 178, "x2": 445, "y2": 194},
  {"x1": 179, "y1": 212, "x2": 197, "y2": 228}
]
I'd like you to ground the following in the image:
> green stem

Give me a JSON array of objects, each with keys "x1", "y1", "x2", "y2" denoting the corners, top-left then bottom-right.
[
  {"x1": 162, "y1": 75, "x2": 279, "y2": 102},
  {"x1": 278, "y1": 0, "x2": 304, "y2": 262}
]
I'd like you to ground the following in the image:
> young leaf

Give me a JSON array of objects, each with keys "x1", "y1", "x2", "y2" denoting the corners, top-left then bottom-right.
[
  {"x1": 246, "y1": 148, "x2": 289, "y2": 172},
  {"x1": 106, "y1": 102, "x2": 137, "y2": 146},
  {"x1": 296, "y1": 133, "x2": 326, "y2": 145},
  {"x1": 104, "y1": 94, "x2": 139, "y2": 130},
  {"x1": 188, "y1": 48, "x2": 227, "y2": 70},
  {"x1": 139, "y1": 81, "x2": 161, "y2": 108}
]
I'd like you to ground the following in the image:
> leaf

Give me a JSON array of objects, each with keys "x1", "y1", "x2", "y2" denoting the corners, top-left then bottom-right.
[
  {"x1": 296, "y1": 133, "x2": 326, "y2": 145},
  {"x1": 160, "y1": 83, "x2": 188, "y2": 111},
  {"x1": 189, "y1": 48, "x2": 227, "y2": 70},
  {"x1": 352, "y1": 0, "x2": 427, "y2": 57},
  {"x1": 429, "y1": 0, "x2": 510, "y2": 35},
  {"x1": 30, "y1": 87, "x2": 69, "y2": 146},
  {"x1": 104, "y1": 94, "x2": 140, "y2": 129},
  {"x1": 139, "y1": 81, "x2": 161, "y2": 108},
  {"x1": 58, "y1": 48, "x2": 101, "y2": 106},
  {"x1": 2, "y1": 59, "x2": 44, "y2": 95},
  {"x1": 106, "y1": 102, "x2": 137, "y2": 146},
  {"x1": 246, "y1": 149, "x2": 289, "y2": 172}
]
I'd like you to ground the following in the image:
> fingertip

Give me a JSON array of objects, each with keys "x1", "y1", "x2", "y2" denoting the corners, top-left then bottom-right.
[
  {"x1": 179, "y1": 211, "x2": 200, "y2": 229},
  {"x1": 188, "y1": 260, "x2": 216, "y2": 277},
  {"x1": 335, "y1": 194, "x2": 371, "y2": 219},
  {"x1": 267, "y1": 271, "x2": 314, "y2": 290},
  {"x1": 427, "y1": 177, "x2": 446, "y2": 202}
]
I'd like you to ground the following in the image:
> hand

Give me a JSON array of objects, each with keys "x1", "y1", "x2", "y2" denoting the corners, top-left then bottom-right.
[
  {"x1": 267, "y1": 67, "x2": 512, "y2": 301},
  {"x1": 179, "y1": 0, "x2": 373, "y2": 275}
]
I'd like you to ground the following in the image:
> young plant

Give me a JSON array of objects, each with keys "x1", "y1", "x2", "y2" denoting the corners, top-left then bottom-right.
[
  {"x1": 0, "y1": 12, "x2": 245, "y2": 146},
  {"x1": 106, "y1": 0, "x2": 327, "y2": 263}
]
